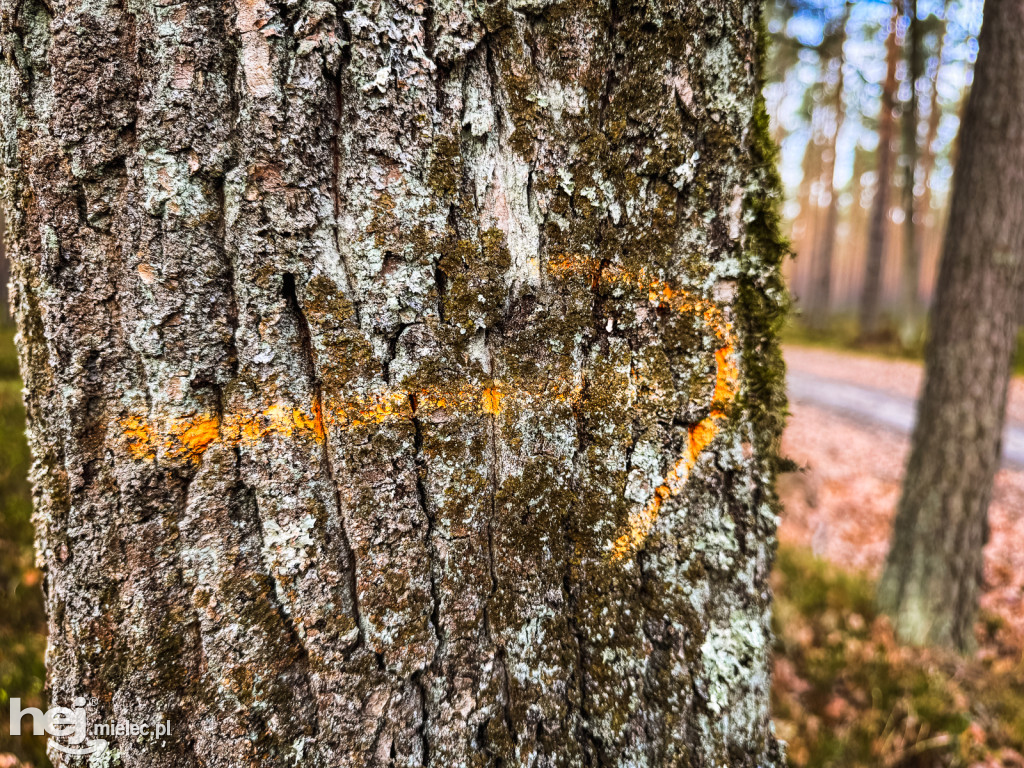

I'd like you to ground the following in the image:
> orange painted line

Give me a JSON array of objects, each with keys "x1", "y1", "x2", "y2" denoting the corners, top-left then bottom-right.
[
  {"x1": 481, "y1": 387, "x2": 503, "y2": 415},
  {"x1": 121, "y1": 403, "x2": 330, "y2": 463},
  {"x1": 118, "y1": 382, "x2": 584, "y2": 463},
  {"x1": 117, "y1": 253, "x2": 739, "y2": 562},
  {"x1": 608, "y1": 343, "x2": 739, "y2": 561},
  {"x1": 546, "y1": 256, "x2": 741, "y2": 561}
]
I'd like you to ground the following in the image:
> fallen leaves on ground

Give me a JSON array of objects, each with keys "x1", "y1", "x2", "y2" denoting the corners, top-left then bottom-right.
[
  {"x1": 772, "y1": 547, "x2": 1024, "y2": 768},
  {"x1": 775, "y1": 346, "x2": 1024, "y2": 766}
]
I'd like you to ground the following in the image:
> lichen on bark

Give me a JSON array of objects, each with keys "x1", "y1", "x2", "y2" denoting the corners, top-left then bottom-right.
[{"x1": 0, "y1": 0, "x2": 787, "y2": 764}]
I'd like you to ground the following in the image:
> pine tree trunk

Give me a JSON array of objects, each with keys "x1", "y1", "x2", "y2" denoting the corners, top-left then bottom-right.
[
  {"x1": 878, "y1": 0, "x2": 1024, "y2": 651},
  {"x1": 916, "y1": 2, "x2": 947, "y2": 268},
  {"x1": 807, "y1": 5, "x2": 849, "y2": 333},
  {"x1": 0, "y1": 0, "x2": 787, "y2": 764},
  {"x1": 858, "y1": 3, "x2": 900, "y2": 340},
  {"x1": 792, "y1": 134, "x2": 825, "y2": 310},
  {"x1": 897, "y1": 0, "x2": 923, "y2": 349}
]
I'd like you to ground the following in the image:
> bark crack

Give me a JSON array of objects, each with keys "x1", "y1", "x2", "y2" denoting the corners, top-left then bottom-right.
[
  {"x1": 408, "y1": 392, "x2": 439, "y2": 765},
  {"x1": 282, "y1": 272, "x2": 365, "y2": 652},
  {"x1": 481, "y1": 328, "x2": 517, "y2": 750}
]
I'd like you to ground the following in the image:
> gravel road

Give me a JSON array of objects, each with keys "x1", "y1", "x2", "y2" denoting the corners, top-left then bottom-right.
[{"x1": 786, "y1": 357, "x2": 1024, "y2": 469}]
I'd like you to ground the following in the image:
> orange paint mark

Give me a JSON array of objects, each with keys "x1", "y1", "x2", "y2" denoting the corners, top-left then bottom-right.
[
  {"x1": 712, "y1": 344, "x2": 739, "y2": 408},
  {"x1": 609, "y1": 341, "x2": 740, "y2": 562},
  {"x1": 118, "y1": 252, "x2": 737, "y2": 561},
  {"x1": 305, "y1": 398, "x2": 326, "y2": 442},
  {"x1": 225, "y1": 403, "x2": 328, "y2": 447},
  {"x1": 171, "y1": 417, "x2": 221, "y2": 459},
  {"x1": 333, "y1": 390, "x2": 411, "y2": 429},
  {"x1": 548, "y1": 254, "x2": 741, "y2": 560},
  {"x1": 116, "y1": 382, "x2": 575, "y2": 464},
  {"x1": 481, "y1": 387, "x2": 503, "y2": 415},
  {"x1": 120, "y1": 401, "x2": 330, "y2": 465},
  {"x1": 122, "y1": 415, "x2": 156, "y2": 461}
]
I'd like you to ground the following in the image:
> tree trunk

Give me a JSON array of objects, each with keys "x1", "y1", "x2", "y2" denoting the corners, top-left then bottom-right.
[
  {"x1": 878, "y1": 0, "x2": 1024, "y2": 651},
  {"x1": 915, "y1": 6, "x2": 948, "y2": 311},
  {"x1": 807, "y1": 4, "x2": 849, "y2": 333},
  {"x1": 0, "y1": 0, "x2": 787, "y2": 765},
  {"x1": 0, "y1": 208, "x2": 7, "y2": 325},
  {"x1": 792, "y1": 131, "x2": 825, "y2": 310},
  {"x1": 916, "y1": 0, "x2": 948, "y2": 242},
  {"x1": 897, "y1": 0, "x2": 923, "y2": 349},
  {"x1": 858, "y1": 3, "x2": 900, "y2": 341}
]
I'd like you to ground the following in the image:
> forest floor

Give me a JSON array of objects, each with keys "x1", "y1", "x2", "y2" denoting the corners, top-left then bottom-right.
[
  {"x1": 775, "y1": 344, "x2": 1024, "y2": 767},
  {"x1": 780, "y1": 345, "x2": 1024, "y2": 646}
]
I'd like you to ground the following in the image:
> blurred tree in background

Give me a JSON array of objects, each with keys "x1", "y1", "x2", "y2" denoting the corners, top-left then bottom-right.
[
  {"x1": 766, "y1": 0, "x2": 982, "y2": 348},
  {"x1": 805, "y1": 2, "x2": 850, "y2": 332},
  {"x1": 858, "y1": 1, "x2": 900, "y2": 342},
  {"x1": 879, "y1": 0, "x2": 1024, "y2": 651}
]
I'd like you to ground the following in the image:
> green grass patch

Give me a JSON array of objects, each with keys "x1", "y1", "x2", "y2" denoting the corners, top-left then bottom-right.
[
  {"x1": 780, "y1": 314, "x2": 928, "y2": 362},
  {"x1": 0, "y1": 326, "x2": 20, "y2": 380},
  {"x1": 772, "y1": 545, "x2": 1024, "y2": 767}
]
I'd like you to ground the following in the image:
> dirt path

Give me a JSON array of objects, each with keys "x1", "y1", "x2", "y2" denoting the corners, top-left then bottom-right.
[
  {"x1": 786, "y1": 344, "x2": 1024, "y2": 426},
  {"x1": 778, "y1": 345, "x2": 1024, "y2": 648},
  {"x1": 786, "y1": 354, "x2": 1024, "y2": 468}
]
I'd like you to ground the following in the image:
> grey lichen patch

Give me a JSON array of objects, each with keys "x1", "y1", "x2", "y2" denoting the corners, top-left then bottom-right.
[{"x1": 699, "y1": 611, "x2": 769, "y2": 716}]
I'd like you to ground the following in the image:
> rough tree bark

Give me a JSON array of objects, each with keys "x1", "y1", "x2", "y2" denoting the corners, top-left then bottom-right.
[
  {"x1": 0, "y1": 0, "x2": 787, "y2": 765},
  {"x1": 878, "y1": 0, "x2": 1024, "y2": 651},
  {"x1": 858, "y1": 2, "x2": 900, "y2": 340}
]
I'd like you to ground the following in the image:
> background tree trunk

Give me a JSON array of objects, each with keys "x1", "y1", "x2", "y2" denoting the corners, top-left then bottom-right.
[
  {"x1": 806, "y1": 3, "x2": 849, "y2": 333},
  {"x1": 858, "y1": 3, "x2": 900, "y2": 341},
  {"x1": 916, "y1": 1, "x2": 947, "y2": 262},
  {"x1": 0, "y1": 0, "x2": 787, "y2": 764},
  {"x1": 790, "y1": 126, "x2": 825, "y2": 309},
  {"x1": 898, "y1": 0, "x2": 923, "y2": 349},
  {"x1": 878, "y1": 0, "x2": 1024, "y2": 651}
]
